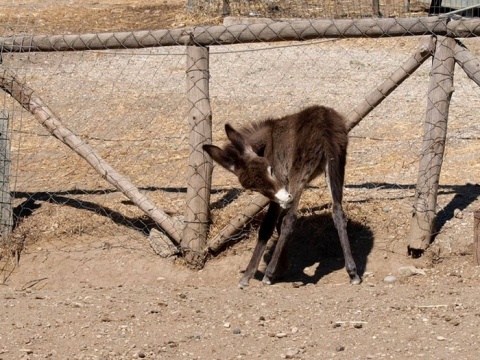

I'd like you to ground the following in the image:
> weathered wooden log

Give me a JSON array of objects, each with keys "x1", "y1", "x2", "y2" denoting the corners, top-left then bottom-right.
[
  {"x1": 454, "y1": 41, "x2": 480, "y2": 87},
  {"x1": 0, "y1": 67, "x2": 183, "y2": 245},
  {"x1": 207, "y1": 195, "x2": 270, "y2": 253},
  {"x1": 0, "y1": 29, "x2": 191, "y2": 52},
  {"x1": 182, "y1": 45, "x2": 213, "y2": 264},
  {"x1": 0, "y1": 16, "x2": 458, "y2": 52},
  {"x1": 346, "y1": 36, "x2": 435, "y2": 131},
  {"x1": 0, "y1": 110, "x2": 12, "y2": 245},
  {"x1": 446, "y1": 16, "x2": 480, "y2": 38},
  {"x1": 407, "y1": 36, "x2": 456, "y2": 252}
]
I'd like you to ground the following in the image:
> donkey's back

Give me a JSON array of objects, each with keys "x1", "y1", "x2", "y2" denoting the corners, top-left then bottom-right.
[{"x1": 250, "y1": 105, "x2": 349, "y2": 188}]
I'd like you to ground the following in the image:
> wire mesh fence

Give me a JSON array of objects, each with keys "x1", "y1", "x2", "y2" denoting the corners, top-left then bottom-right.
[
  {"x1": 186, "y1": 0, "x2": 429, "y2": 19},
  {"x1": 1, "y1": 1, "x2": 479, "y2": 271}
]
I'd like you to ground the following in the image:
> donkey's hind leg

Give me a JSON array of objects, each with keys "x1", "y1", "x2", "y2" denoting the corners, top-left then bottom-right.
[
  {"x1": 326, "y1": 161, "x2": 361, "y2": 285},
  {"x1": 238, "y1": 202, "x2": 280, "y2": 289}
]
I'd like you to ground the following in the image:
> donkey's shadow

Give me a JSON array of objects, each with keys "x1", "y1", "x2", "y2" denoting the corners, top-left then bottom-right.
[{"x1": 258, "y1": 212, "x2": 374, "y2": 285}]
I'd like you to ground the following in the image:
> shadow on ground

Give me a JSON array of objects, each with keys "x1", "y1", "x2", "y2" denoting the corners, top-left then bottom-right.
[
  {"x1": 10, "y1": 183, "x2": 479, "y2": 276},
  {"x1": 255, "y1": 212, "x2": 374, "y2": 285}
]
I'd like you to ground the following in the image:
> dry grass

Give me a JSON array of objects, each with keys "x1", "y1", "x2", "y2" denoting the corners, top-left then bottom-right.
[{"x1": 0, "y1": 0, "x2": 430, "y2": 36}]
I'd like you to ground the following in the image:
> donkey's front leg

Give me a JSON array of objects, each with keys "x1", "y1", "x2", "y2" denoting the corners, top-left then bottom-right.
[
  {"x1": 262, "y1": 210, "x2": 297, "y2": 285},
  {"x1": 238, "y1": 202, "x2": 280, "y2": 289}
]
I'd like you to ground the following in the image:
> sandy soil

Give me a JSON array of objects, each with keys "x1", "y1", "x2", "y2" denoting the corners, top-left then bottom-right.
[{"x1": 1, "y1": 1, "x2": 480, "y2": 359}]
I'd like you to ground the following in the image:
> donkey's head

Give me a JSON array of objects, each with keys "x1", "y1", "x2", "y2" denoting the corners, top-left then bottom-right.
[{"x1": 203, "y1": 124, "x2": 293, "y2": 209}]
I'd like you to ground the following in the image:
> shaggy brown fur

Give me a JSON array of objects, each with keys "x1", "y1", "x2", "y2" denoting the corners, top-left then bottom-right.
[{"x1": 204, "y1": 105, "x2": 360, "y2": 288}]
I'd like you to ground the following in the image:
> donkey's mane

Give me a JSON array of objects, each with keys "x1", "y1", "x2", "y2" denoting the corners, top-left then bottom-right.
[
  {"x1": 237, "y1": 119, "x2": 276, "y2": 156},
  {"x1": 238, "y1": 118, "x2": 274, "y2": 135}
]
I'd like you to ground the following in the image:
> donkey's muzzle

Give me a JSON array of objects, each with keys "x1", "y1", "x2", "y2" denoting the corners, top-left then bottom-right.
[{"x1": 275, "y1": 188, "x2": 293, "y2": 209}]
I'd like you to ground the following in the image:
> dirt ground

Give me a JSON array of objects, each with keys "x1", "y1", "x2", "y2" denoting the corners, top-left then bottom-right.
[{"x1": 1, "y1": 1, "x2": 480, "y2": 359}]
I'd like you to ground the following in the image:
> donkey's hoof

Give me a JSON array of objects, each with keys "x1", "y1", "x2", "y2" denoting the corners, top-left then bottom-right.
[
  {"x1": 238, "y1": 277, "x2": 250, "y2": 289},
  {"x1": 350, "y1": 274, "x2": 362, "y2": 285},
  {"x1": 262, "y1": 275, "x2": 272, "y2": 285}
]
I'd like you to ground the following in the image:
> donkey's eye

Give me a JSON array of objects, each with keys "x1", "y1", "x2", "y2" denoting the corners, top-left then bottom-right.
[{"x1": 267, "y1": 166, "x2": 273, "y2": 177}]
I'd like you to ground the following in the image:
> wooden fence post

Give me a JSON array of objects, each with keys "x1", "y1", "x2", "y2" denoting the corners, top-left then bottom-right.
[
  {"x1": 0, "y1": 110, "x2": 13, "y2": 245},
  {"x1": 182, "y1": 45, "x2": 213, "y2": 266},
  {"x1": 373, "y1": 0, "x2": 381, "y2": 16},
  {"x1": 475, "y1": 210, "x2": 480, "y2": 266},
  {"x1": 407, "y1": 36, "x2": 456, "y2": 253},
  {"x1": 223, "y1": 0, "x2": 231, "y2": 16}
]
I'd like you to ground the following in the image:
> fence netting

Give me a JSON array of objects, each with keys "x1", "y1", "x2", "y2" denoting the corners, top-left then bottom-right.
[
  {"x1": 187, "y1": 0, "x2": 429, "y2": 19},
  {"x1": 1, "y1": 0, "x2": 479, "y2": 267}
]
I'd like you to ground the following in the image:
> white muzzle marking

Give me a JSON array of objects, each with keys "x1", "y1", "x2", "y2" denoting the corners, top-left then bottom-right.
[{"x1": 275, "y1": 188, "x2": 293, "y2": 209}]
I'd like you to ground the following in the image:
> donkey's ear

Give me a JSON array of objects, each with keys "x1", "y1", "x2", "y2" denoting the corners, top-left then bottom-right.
[
  {"x1": 225, "y1": 124, "x2": 255, "y2": 156},
  {"x1": 202, "y1": 144, "x2": 236, "y2": 172},
  {"x1": 225, "y1": 124, "x2": 246, "y2": 153}
]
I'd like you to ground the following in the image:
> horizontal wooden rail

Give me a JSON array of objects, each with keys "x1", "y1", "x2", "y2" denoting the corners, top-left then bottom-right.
[{"x1": 2, "y1": 16, "x2": 480, "y2": 52}]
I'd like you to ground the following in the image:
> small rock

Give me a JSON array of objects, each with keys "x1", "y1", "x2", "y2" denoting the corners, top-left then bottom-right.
[
  {"x1": 383, "y1": 275, "x2": 398, "y2": 283},
  {"x1": 437, "y1": 336, "x2": 446, "y2": 341},
  {"x1": 454, "y1": 208, "x2": 463, "y2": 219},
  {"x1": 398, "y1": 266, "x2": 426, "y2": 277},
  {"x1": 398, "y1": 267, "x2": 415, "y2": 277},
  {"x1": 136, "y1": 351, "x2": 146, "y2": 358},
  {"x1": 14, "y1": 322, "x2": 24, "y2": 329},
  {"x1": 335, "y1": 345, "x2": 345, "y2": 352},
  {"x1": 148, "y1": 228, "x2": 180, "y2": 257},
  {"x1": 291, "y1": 326, "x2": 299, "y2": 334},
  {"x1": 223, "y1": 322, "x2": 231, "y2": 328},
  {"x1": 353, "y1": 323, "x2": 363, "y2": 329},
  {"x1": 276, "y1": 332, "x2": 288, "y2": 338},
  {"x1": 285, "y1": 348, "x2": 299, "y2": 358},
  {"x1": 233, "y1": 328, "x2": 241, "y2": 335},
  {"x1": 20, "y1": 349, "x2": 33, "y2": 354}
]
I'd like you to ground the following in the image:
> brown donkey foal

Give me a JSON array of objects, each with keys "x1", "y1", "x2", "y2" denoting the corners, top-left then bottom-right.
[{"x1": 203, "y1": 105, "x2": 361, "y2": 288}]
